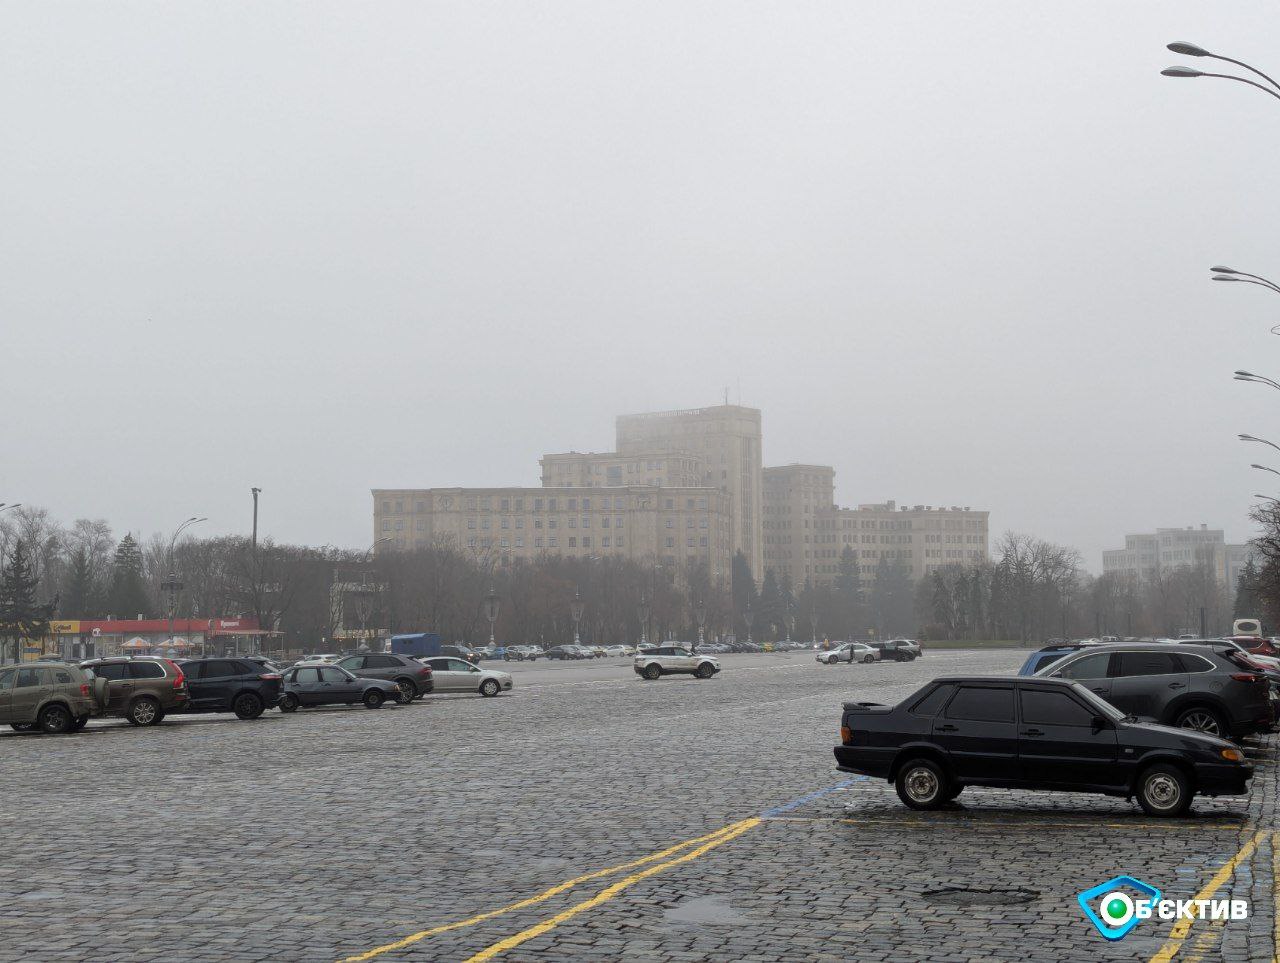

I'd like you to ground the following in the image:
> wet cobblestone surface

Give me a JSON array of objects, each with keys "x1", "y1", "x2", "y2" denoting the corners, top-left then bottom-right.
[{"x1": 0, "y1": 648, "x2": 1273, "y2": 961}]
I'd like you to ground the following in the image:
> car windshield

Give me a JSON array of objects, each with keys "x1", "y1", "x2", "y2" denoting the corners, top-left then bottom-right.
[{"x1": 1069, "y1": 683, "x2": 1125, "y2": 722}]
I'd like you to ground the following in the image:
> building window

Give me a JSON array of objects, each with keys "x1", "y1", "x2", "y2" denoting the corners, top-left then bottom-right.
[
  {"x1": 568, "y1": 498, "x2": 578, "y2": 511},
  {"x1": 515, "y1": 537, "x2": 524, "y2": 548},
  {"x1": 535, "y1": 498, "x2": 544, "y2": 511},
  {"x1": 500, "y1": 538, "x2": 510, "y2": 548},
  {"x1": 535, "y1": 519, "x2": 543, "y2": 529},
  {"x1": 686, "y1": 536, "x2": 694, "y2": 547},
  {"x1": 501, "y1": 517, "x2": 510, "y2": 529},
  {"x1": 381, "y1": 500, "x2": 390, "y2": 513},
  {"x1": 416, "y1": 518, "x2": 426, "y2": 531},
  {"x1": 617, "y1": 536, "x2": 625, "y2": 547},
  {"x1": 700, "y1": 536, "x2": 708, "y2": 547},
  {"x1": 549, "y1": 519, "x2": 557, "y2": 529},
  {"x1": 381, "y1": 520, "x2": 391, "y2": 532},
  {"x1": 515, "y1": 498, "x2": 524, "y2": 511},
  {"x1": 665, "y1": 498, "x2": 674, "y2": 509},
  {"x1": 613, "y1": 497, "x2": 624, "y2": 509},
  {"x1": 549, "y1": 498, "x2": 558, "y2": 511},
  {"x1": 467, "y1": 536, "x2": 477, "y2": 548},
  {"x1": 394, "y1": 500, "x2": 403, "y2": 513},
  {"x1": 535, "y1": 537, "x2": 544, "y2": 548},
  {"x1": 481, "y1": 519, "x2": 491, "y2": 530},
  {"x1": 395, "y1": 519, "x2": 404, "y2": 531},
  {"x1": 614, "y1": 515, "x2": 623, "y2": 529},
  {"x1": 481, "y1": 537, "x2": 492, "y2": 547},
  {"x1": 415, "y1": 500, "x2": 425, "y2": 512},
  {"x1": 582, "y1": 498, "x2": 591, "y2": 509},
  {"x1": 582, "y1": 537, "x2": 591, "y2": 548},
  {"x1": 581, "y1": 516, "x2": 590, "y2": 528},
  {"x1": 666, "y1": 537, "x2": 674, "y2": 548},
  {"x1": 501, "y1": 498, "x2": 509, "y2": 511},
  {"x1": 603, "y1": 536, "x2": 612, "y2": 547},
  {"x1": 665, "y1": 519, "x2": 673, "y2": 529},
  {"x1": 602, "y1": 517, "x2": 610, "y2": 529},
  {"x1": 569, "y1": 517, "x2": 577, "y2": 529},
  {"x1": 516, "y1": 518, "x2": 524, "y2": 529}
]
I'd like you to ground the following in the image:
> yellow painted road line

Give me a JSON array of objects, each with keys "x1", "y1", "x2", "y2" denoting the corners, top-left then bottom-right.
[
  {"x1": 336, "y1": 820, "x2": 751, "y2": 963},
  {"x1": 1148, "y1": 828, "x2": 1270, "y2": 963},
  {"x1": 461, "y1": 817, "x2": 761, "y2": 963}
]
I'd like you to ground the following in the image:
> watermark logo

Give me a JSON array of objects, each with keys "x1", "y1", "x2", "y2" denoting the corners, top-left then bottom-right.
[
  {"x1": 1077, "y1": 875, "x2": 1250, "y2": 941},
  {"x1": 1078, "y1": 876, "x2": 1161, "y2": 941}
]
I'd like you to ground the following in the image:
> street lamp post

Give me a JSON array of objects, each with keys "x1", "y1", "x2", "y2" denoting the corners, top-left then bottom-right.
[
  {"x1": 743, "y1": 603, "x2": 754, "y2": 645},
  {"x1": 570, "y1": 589, "x2": 584, "y2": 646},
  {"x1": 637, "y1": 596, "x2": 650, "y2": 647},
  {"x1": 483, "y1": 587, "x2": 501, "y2": 647},
  {"x1": 694, "y1": 598, "x2": 706, "y2": 651},
  {"x1": 809, "y1": 609, "x2": 818, "y2": 646},
  {"x1": 164, "y1": 516, "x2": 206, "y2": 650}
]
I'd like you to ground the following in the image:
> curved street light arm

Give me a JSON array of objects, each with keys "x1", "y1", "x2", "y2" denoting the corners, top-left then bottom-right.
[
  {"x1": 1213, "y1": 275, "x2": 1280, "y2": 295},
  {"x1": 1196, "y1": 70, "x2": 1280, "y2": 103},
  {"x1": 1203, "y1": 52, "x2": 1280, "y2": 95}
]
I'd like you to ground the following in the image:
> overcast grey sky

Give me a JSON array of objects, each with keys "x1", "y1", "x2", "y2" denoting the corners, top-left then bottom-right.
[{"x1": 4, "y1": 2, "x2": 1278, "y2": 568}]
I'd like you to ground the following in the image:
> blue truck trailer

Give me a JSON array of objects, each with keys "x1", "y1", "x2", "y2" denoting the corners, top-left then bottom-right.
[{"x1": 389, "y1": 633, "x2": 443, "y2": 658}]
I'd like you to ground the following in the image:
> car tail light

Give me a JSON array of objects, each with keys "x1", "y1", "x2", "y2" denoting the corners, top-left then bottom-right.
[
  {"x1": 840, "y1": 725, "x2": 853, "y2": 745},
  {"x1": 1231, "y1": 672, "x2": 1263, "y2": 683},
  {"x1": 259, "y1": 673, "x2": 281, "y2": 681},
  {"x1": 164, "y1": 659, "x2": 185, "y2": 688},
  {"x1": 80, "y1": 683, "x2": 91, "y2": 697},
  {"x1": 418, "y1": 667, "x2": 432, "y2": 677}
]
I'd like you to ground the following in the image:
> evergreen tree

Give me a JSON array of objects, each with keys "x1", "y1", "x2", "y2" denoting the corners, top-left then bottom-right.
[
  {"x1": 0, "y1": 542, "x2": 54, "y2": 662},
  {"x1": 870, "y1": 557, "x2": 914, "y2": 636},
  {"x1": 62, "y1": 546, "x2": 95, "y2": 617},
  {"x1": 107, "y1": 533, "x2": 151, "y2": 619},
  {"x1": 758, "y1": 568, "x2": 783, "y2": 639},
  {"x1": 833, "y1": 545, "x2": 864, "y2": 637}
]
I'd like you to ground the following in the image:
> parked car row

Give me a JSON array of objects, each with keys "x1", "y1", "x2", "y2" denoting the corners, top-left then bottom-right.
[{"x1": 3, "y1": 650, "x2": 514, "y2": 735}]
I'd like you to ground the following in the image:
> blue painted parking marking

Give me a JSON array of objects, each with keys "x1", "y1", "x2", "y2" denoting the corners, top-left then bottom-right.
[{"x1": 761, "y1": 778, "x2": 867, "y2": 817}]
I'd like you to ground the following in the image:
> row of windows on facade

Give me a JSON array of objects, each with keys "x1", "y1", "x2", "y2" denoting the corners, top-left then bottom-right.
[
  {"x1": 766, "y1": 532, "x2": 981, "y2": 546},
  {"x1": 380, "y1": 494, "x2": 715, "y2": 514},
  {"x1": 554, "y1": 457, "x2": 701, "y2": 474},
  {"x1": 459, "y1": 534, "x2": 719, "y2": 551}
]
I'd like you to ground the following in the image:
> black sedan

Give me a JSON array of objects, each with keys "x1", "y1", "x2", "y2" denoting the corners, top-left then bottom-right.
[
  {"x1": 278, "y1": 665, "x2": 400, "y2": 712},
  {"x1": 834, "y1": 675, "x2": 1253, "y2": 816}
]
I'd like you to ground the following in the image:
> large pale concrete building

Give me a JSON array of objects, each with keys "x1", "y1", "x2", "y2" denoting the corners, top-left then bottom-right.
[
  {"x1": 372, "y1": 485, "x2": 733, "y2": 576},
  {"x1": 373, "y1": 402, "x2": 987, "y2": 589},
  {"x1": 1102, "y1": 526, "x2": 1252, "y2": 587},
  {"x1": 763, "y1": 463, "x2": 989, "y2": 589}
]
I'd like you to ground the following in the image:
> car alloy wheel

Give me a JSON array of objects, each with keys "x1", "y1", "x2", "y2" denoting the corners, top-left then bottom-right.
[
  {"x1": 279, "y1": 694, "x2": 299, "y2": 713},
  {"x1": 363, "y1": 689, "x2": 385, "y2": 709},
  {"x1": 695, "y1": 663, "x2": 714, "y2": 679},
  {"x1": 233, "y1": 693, "x2": 263, "y2": 720},
  {"x1": 1176, "y1": 708, "x2": 1224, "y2": 736},
  {"x1": 863, "y1": 656, "x2": 875, "y2": 664},
  {"x1": 643, "y1": 664, "x2": 661, "y2": 680},
  {"x1": 39, "y1": 704, "x2": 73, "y2": 734},
  {"x1": 128, "y1": 697, "x2": 161, "y2": 727},
  {"x1": 480, "y1": 679, "x2": 500, "y2": 697},
  {"x1": 394, "y1": 679, "x2": 416, "y2": 704}
]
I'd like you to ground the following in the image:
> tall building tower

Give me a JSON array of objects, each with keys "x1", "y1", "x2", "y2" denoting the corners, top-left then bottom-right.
[{"x1": 616, "y1": 404, "x2": 763, "y2": 577}]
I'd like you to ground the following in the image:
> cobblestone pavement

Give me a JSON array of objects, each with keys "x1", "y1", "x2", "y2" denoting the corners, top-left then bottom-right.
[{"x1": 1, "y1": 648, "x2": 1275, "y2": 962}]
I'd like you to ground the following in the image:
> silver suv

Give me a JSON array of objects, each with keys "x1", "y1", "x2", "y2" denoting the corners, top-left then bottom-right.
[
  {"x1": 1, "y1": 662, "x2": 98, "y2": 734},
  {"x1": 633, "y1": 646, "x2": 721, "y2": 680},
  {"x1": 1036, "y1": 643, "x2": 1273, "y2": 739}
]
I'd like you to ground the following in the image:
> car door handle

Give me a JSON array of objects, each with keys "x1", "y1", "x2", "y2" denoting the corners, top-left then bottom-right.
[
  {"x1": 1021, "y1": 729, "x2": 1045, "y2": 737},
  {"x1": 1168, "y1": 682, "x2": 1185, "y2": 689},
  {"x1": 1090, "y1": 687, "x2": 1106, "y2": 693},
  {"x1": 936, "y1": 724, "x2": 958, "y2": 732}
]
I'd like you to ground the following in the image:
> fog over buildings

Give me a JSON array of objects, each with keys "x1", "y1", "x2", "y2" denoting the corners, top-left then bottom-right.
[{"x1": 5, "y1": 2, "x2": 1279, "y2": 569}]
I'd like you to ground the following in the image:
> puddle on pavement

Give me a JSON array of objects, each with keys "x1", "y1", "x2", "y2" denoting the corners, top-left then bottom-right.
[{"x1": 663, "y1": 895, "x2": 752, "y2": 926}]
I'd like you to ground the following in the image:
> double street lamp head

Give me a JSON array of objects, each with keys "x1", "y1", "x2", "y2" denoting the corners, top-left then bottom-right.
[
  {"x1": 1161, "y1": 66, "x2": 1205, "y2": 78},
  {"x1": 1168, "y1": 41, "x2": 1212, "y2": 57}
]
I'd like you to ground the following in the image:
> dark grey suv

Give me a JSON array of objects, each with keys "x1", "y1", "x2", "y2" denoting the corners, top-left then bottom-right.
[
  {"x1": 334, "y1": 654, "x2": 434, "y2": 703},
  {"x1": 1035, "y1": 643, "x2": 1273, "y2": 739}
]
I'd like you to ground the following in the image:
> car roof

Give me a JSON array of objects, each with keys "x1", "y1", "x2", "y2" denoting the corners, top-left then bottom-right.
[
  {"x1": 1054, "y1": 641, "x2": 1231, "y2": 655},
  {"x1": 928, "y1": 675, "x2": 1077, "y2": 686}
]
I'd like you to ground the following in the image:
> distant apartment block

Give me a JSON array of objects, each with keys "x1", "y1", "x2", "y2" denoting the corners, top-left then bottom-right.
[
  {"x1": 374, "y1": 403, "x2": 986, "y2": 588},
  {"x1": 1102, "y1": 525, "x2": 1252, "y2": 586},
  {"x1": 763, "y1": 464, "x2": 989, "y2": 589}
]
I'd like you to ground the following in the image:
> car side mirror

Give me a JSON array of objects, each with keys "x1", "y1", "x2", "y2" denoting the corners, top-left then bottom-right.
[{"x1": 1091, "y1": 715, "x2": 1110, "y2": 733}]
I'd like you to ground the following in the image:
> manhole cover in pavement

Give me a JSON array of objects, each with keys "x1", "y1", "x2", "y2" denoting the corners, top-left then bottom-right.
[
  {"x1": 922, "y1": 887, "x2": 1038, "y2": 906},
  {"x1": 663, "y1": 895, "x2": 751, "y2": 925}
]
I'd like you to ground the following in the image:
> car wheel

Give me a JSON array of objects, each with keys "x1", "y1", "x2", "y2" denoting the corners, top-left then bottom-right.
[
  {"x1": 895, "y1": 758, "x2": 950, "y2": 811},
  {"x1": 279, "y1": 694, "x2": 300, "y2": 713},
  {"x1": 1174, "y1": 706, "x2": 1228, "y2": 738},
  {"x1": 863, "y1": 655, "x2": 875, "y2": 664},
  {"x1": 695, "y1": 663, "x2": 715, "y2": 679},
  {"x1": 127, "y1": 696, "x2": 162, "y2": 727},
  {"x1": 70, "y1": 715, "x2": 89, "y2": 731},
  {"x1": 480, "y1": 678, "x2": 501, "y2": 697},
  {"x1": 1136, "y1": 763, "x2": 1193, "y2": 817},
  {"x1": 363, "y1": 689, "x2": 385, "y2": 709},
  {"x1": 643, "y1": 664, "x2": 662, "y2": 680},
  {"x1": 233, "y1": 693, "x2": 264, "y2": 720},
  {"x1": 9, "y1": 723, "x2": 36, "y2": 732},
  {"x1": 394, "y1": 679, "x2": 417, "y2": 704},
  {"x1": 38, "y1": 704, "x2": 74, "y2": 734}
]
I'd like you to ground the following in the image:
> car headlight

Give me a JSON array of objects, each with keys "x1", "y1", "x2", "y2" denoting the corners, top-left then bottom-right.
[{"x1": 1221, "y1": 748, "x2": 1245, "y2": 763}]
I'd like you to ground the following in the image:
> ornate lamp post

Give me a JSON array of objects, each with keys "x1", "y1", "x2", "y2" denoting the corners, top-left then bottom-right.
[
  {"x1": 786, "y1": 609, "x2": 795, "y2": 646},
  {"x1": 743, "y1": 603, "x2": 754, "y2": 645},
  {"x1": 570, "y1": 588, "x2": 585, "y2": 645},
  {"x1": 164, "y1": 516, "x2": 206, "y2": 648},
  {"x1": 694, "y1": 598, "x2": 707, "y2": 650},
  {"x1": 809, "y1": 608, "x2": 818, "y2": 647},
  {"x1": 482, "y1": 587, "x2": 501, "y2": 646},
  {"x1": 352, "y1": 584, "x2": 376, "y2": 647},
  {"x1": 637, "y1": 595, "x2": 650, "y2": 647}
]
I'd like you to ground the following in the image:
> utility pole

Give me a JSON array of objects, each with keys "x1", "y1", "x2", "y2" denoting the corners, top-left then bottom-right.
[{"x1": 251, "y1": 488, "x2": 261, "y2": 553}]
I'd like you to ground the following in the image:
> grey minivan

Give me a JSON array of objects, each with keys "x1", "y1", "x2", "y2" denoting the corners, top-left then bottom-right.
[{"x1": 1035, "y1": 643, "x2": 1273, "y2": 739}]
